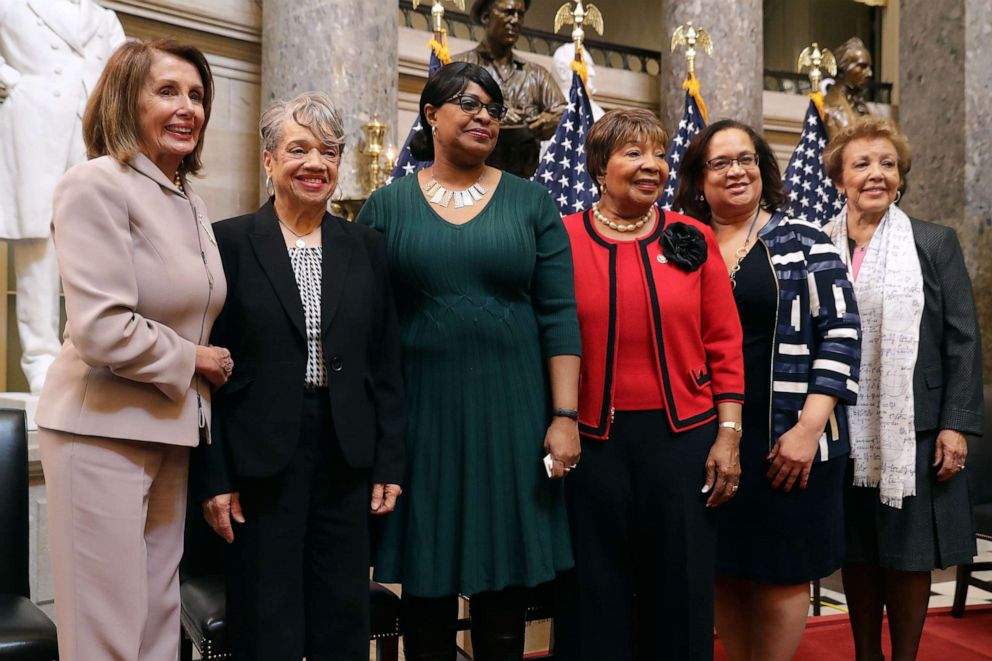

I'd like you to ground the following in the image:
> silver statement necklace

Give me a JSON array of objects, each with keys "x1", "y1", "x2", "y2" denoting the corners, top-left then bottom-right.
[{"x1": 423, "y1": 173, "x2": 488, "y2": 209}]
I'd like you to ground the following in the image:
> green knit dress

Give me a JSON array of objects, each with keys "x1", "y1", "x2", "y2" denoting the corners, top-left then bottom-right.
[{"x1": 358, "y1": 172, "x2": 580, "y2": 598}]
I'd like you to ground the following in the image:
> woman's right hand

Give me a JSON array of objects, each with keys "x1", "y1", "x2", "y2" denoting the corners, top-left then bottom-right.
[
  {"x1": 203, "y1": 492, "x2": 244, "y2": 543},
  {"x1": 195, "y1": 344, "x2": 232, "y2": 388}
]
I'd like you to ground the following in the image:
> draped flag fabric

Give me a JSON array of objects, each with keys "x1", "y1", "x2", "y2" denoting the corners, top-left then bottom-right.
[
  {"x1": 533, "y1": 70, "x2": 599, "y2": 216},
  {"x1": 782, "y1": 100, "x2": 845, "y2": 225},
  {"x1": 387, "y1": 50, "x2": 444, "y2": 185},
  {"x1": 659, "y1": 91, "x2": 705, "y2": 211}
]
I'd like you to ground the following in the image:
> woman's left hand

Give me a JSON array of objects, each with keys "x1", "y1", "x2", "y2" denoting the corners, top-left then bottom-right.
[
  {"x1": 933, "y1": 429, "x2": 969, "y2": 481},
  {"x1": 766, "y1": 419, "x2": 822, "y2": 492},
  {"x1": 703, "y1": 429, "x2": 741, "y2": 507},
  {"x1": 370, "y1": 483, "x2": 402, "y2": 515},
  {"x1": 544, "y1": 417, "x2": 580, "y2": 480}
]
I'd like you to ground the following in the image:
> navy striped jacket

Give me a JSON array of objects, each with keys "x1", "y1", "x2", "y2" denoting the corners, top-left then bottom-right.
[{"x1": 757, "y1": 213, "x2": 861, "y2": 462}]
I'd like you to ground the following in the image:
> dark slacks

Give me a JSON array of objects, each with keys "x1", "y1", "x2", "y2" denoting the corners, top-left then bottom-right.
[
  {"x1": 225, "y1": 391, "x2": 371, "y2": 661},
  {"x1": 556, "y1": 411, "x2": 717, "y2": 661}
]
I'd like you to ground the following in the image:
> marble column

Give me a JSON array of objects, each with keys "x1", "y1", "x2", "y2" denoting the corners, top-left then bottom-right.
[
  {"x1": 261, "y1": 0, "x2": 397, "y2": 200},
  {"x1": 899, "y1": 0, "x2": 992, "y2": 379},
  {"x1": 660, "y1": 0, "x2": 763, "y2": 131}
]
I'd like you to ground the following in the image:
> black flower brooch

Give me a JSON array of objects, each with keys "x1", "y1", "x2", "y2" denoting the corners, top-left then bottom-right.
[{"x1": 659, "y1": 222, "x2": 707, "y2": 272}]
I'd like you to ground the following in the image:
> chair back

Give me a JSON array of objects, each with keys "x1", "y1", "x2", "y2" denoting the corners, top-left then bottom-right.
[
  {"x1": 968, "y1": 385, "x2": 992, "y2": 508},
  {"x1": 0, "y1": 409, "x2": 30, "y2": 598}
]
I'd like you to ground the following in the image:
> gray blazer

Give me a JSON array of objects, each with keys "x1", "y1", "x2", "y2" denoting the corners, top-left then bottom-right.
[
  {"x1": 910, "y1": 217, "x2": 983, "y2": 436},
  {"x1": 36, "y1": 153, "x2": 226, "y2": 446}
]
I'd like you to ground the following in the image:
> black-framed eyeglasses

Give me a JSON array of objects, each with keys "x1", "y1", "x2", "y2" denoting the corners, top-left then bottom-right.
[
  {"x1": 704, "y1": 153, "x2": 760, "y2": 172},
  {"x1": 446, "y1": 94, "x2": 508, "y2": 122}
]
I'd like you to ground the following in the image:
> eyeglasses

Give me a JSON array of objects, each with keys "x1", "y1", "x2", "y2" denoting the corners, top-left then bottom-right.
[
  {"x1": 704, "y1": 153, "x2": 759, "y2": 172},
  {"x1": 446, "y1": 94, "x2": 508, "y2": 122}
]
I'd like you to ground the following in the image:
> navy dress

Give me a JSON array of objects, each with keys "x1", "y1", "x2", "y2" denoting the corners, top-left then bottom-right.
[{"x1": 717, "y1": 244, "x2": 846, "y2": 584}]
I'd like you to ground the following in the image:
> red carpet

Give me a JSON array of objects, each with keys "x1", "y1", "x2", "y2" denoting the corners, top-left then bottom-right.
[{"x1": 714, "y1": 606, "x2": 992, "y2": 660}]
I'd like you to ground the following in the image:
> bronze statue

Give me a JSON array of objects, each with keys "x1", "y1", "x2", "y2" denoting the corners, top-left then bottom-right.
[
  {"x1": 454, "y1": 0, "x2": 567, "y2": 178},
  {"x1": 823, "y1": 37, "x2": 874, "y2": 137}
]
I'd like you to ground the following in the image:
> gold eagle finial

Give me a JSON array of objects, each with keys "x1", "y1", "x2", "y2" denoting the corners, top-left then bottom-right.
[
  {"x1": 670, "y1": 22, "x2": 712, "y2": 76},
  {"x1": 797, "y1": 42, "x2": 837, "y2": 92},
  {"x1": 412, "y1": 0, "x2": 466, "y2": 36},
  {"x1": 554, "y1": 1, "x2": 605, "y2": 62}
]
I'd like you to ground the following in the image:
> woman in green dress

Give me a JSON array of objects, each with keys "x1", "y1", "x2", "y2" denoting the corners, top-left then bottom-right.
[{"x1": 357, "y1": 61, "x2": 581, "y2": 660}]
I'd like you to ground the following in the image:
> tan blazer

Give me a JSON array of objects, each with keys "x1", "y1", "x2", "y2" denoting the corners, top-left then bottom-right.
[{"x1": 36, "y1": 153, "x2": 226, "y2": 447}]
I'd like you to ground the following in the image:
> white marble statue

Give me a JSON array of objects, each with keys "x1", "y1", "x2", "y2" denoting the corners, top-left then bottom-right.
[
  {"x1": 552, "y1": 42, "x2": 605, "y2": 121},
  {"x1": 0, "y1": 0, "x2": 125, "y2": 392}
]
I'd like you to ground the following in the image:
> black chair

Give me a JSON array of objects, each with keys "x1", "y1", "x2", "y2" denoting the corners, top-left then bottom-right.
[
  {"x1": 951, "y1": 384, "x2": 992, "y2": 617},
  {"x1": 454, "y1": 582, "x2": 557, "y2": 660},
  {"x1": 0, "y1": 409, "x2": 59, "y2": 660},
  {"x1": 179, "y1": 494, "x2": 401, "y2": 660}
]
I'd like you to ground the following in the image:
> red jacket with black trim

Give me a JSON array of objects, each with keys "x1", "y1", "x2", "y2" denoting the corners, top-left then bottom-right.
[{"x1": 564, "y1": 209, "x2": 745, "y2": 439}]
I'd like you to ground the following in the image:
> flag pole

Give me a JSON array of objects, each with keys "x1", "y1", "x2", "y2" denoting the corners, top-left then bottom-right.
[
  {"x1": 553, "y1": 1, "x2": 605, "y2": 88},
  {"x1": 412, "y1": 0, "x2": 464, "y2": 65},
  {"x1": 670, "y1": 22, "x2": 712, "y2": 123},
  {"x1": 796, "y1": 42, "x2": 837, "y2": 119}
]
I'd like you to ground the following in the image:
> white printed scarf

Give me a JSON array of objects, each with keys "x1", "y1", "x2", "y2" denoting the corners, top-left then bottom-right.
[{"x1": 826, "y1": 204, "x2": 923, "y2": 508}]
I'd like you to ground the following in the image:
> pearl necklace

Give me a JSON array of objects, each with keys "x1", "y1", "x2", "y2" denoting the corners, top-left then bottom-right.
[{"x1": 592, "y1": 204, "x2": 654, "y2": 233}]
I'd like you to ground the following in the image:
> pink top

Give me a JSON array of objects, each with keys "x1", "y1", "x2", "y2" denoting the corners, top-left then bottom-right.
[{"x1": 851, "y1": 246, "x2": 867, "y2": 281}]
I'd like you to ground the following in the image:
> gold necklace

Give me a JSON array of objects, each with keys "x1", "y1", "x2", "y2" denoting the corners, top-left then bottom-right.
[
  {"x1": 728, "y1": 207, "x2": 762, "y2": 290},
  {"x1": 592, "y1": 203, "x2": 654, "y2": 233},
  {"x1": 279, "y1": 219, "x2": 319, "y2": 249},
  {"x1": 423, "y1": 171, "x2": 488, "y2": 209}
]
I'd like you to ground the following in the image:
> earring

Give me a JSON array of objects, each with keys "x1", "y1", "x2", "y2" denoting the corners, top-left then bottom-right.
[
  {"x1": 698, "y1": 193, "x2": 706, "y2": 202},
  {"x1": 894, "y1": 190, "x2": 902, "y2": 204},
  {"x1": 265, "y1": 175, "x2": 273, "y2": 197},
  {"x1": 431, "y1": 125, "x2": 438, "y2": 136}
]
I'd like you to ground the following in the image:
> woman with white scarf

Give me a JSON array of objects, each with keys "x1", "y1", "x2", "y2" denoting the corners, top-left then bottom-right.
[{"x1": 823, "y1": 116, "x2": 982, "y2": 661}]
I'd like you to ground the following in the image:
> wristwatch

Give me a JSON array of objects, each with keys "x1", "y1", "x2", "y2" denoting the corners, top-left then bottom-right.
[{"x1": 719, "y1": 421, "x2": 743, "y2": 433}]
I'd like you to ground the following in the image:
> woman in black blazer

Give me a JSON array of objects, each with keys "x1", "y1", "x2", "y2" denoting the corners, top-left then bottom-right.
[
  {"x1": 192, "y1": 92, "x2": 405, "y2": 661},
  {"x1": 824, "y1": 117, "x2": 982, "y2": 661}
]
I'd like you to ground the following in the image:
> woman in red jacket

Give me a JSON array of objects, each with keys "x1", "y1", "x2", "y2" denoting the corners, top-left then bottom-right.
[{"x1": 555, "y1": 109, "x2": 744, "y2": 661}]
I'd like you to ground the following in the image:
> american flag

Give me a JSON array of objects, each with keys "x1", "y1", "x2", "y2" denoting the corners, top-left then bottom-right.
[
  {"x1": 782, "y1": 100, "x2": 845, "y2": 225},
  {"x1": 659, "y1": 91, "x2": 705, "y2": 211},
  {"x1": 533, "y1": 71, "x2": 599, "y2": 216},
  {"x1": 387, "y1": 50, "x2": 443, "y2": 185}
]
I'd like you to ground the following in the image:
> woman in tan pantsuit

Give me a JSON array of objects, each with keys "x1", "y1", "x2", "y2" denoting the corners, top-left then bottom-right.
[{"x1": 35, "y1": 39, "x2": 230, "y2": 661}]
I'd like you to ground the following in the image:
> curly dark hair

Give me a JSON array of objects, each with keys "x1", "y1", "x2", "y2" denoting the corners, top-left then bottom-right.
[{"x1": 674, "y1": 119, "x2": 787, "y2": 223}]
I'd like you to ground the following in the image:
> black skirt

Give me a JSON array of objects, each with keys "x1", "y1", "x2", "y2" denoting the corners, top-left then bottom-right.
[{"x1": 844, "y1": 430, "x2": 978, "y2": 571}]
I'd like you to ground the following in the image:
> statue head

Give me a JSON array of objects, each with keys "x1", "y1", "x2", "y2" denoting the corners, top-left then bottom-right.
[
  {"x1": 471, "y1": 0, "x2": 531, "y2": 50},
  {"x1": 834, "y1": 37, "x2": 873, "y2": 91}
]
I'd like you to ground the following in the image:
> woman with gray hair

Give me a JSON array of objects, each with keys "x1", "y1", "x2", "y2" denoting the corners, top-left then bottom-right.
[{"x1": 192, "y1": 91, "x2": 406, "y2": 660}]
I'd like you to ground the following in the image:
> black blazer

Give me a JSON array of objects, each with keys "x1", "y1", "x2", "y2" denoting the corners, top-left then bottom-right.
[
  {"x1": 192, "y1": 202, "x2": 406, "y2": 500},
  {"x1": 910, "y1": 218, "x2": 983, "y2": 435}
]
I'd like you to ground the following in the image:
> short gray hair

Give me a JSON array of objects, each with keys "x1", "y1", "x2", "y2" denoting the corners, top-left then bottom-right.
[{"x1": 259, "y1": 92, "x2": 345, "y2": 154}]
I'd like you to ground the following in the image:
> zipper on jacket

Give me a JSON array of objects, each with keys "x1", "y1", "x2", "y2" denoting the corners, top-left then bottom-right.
[
  {"x1": 759, "y1": 237, "x2": 779, "y2": 450},
  {"x1": 188, "y1": 193, "x2": 214, "y2": 441}
]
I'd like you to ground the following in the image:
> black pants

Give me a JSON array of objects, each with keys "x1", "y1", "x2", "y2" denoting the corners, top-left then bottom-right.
[
  {"x1": 401, "y1": 588, "x2": 528, "y2": 661},
  {"x1": 226, "y1": 391, "x2": 371, "y2": 661},
  {"x1": 556, "y1": 411, "x2": 718, "y2": 661}
]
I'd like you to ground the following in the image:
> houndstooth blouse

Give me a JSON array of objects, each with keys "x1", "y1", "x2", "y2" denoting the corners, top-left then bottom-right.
[{"x1": 288, "y1": 246, "x2": 328, "y2": 387}]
